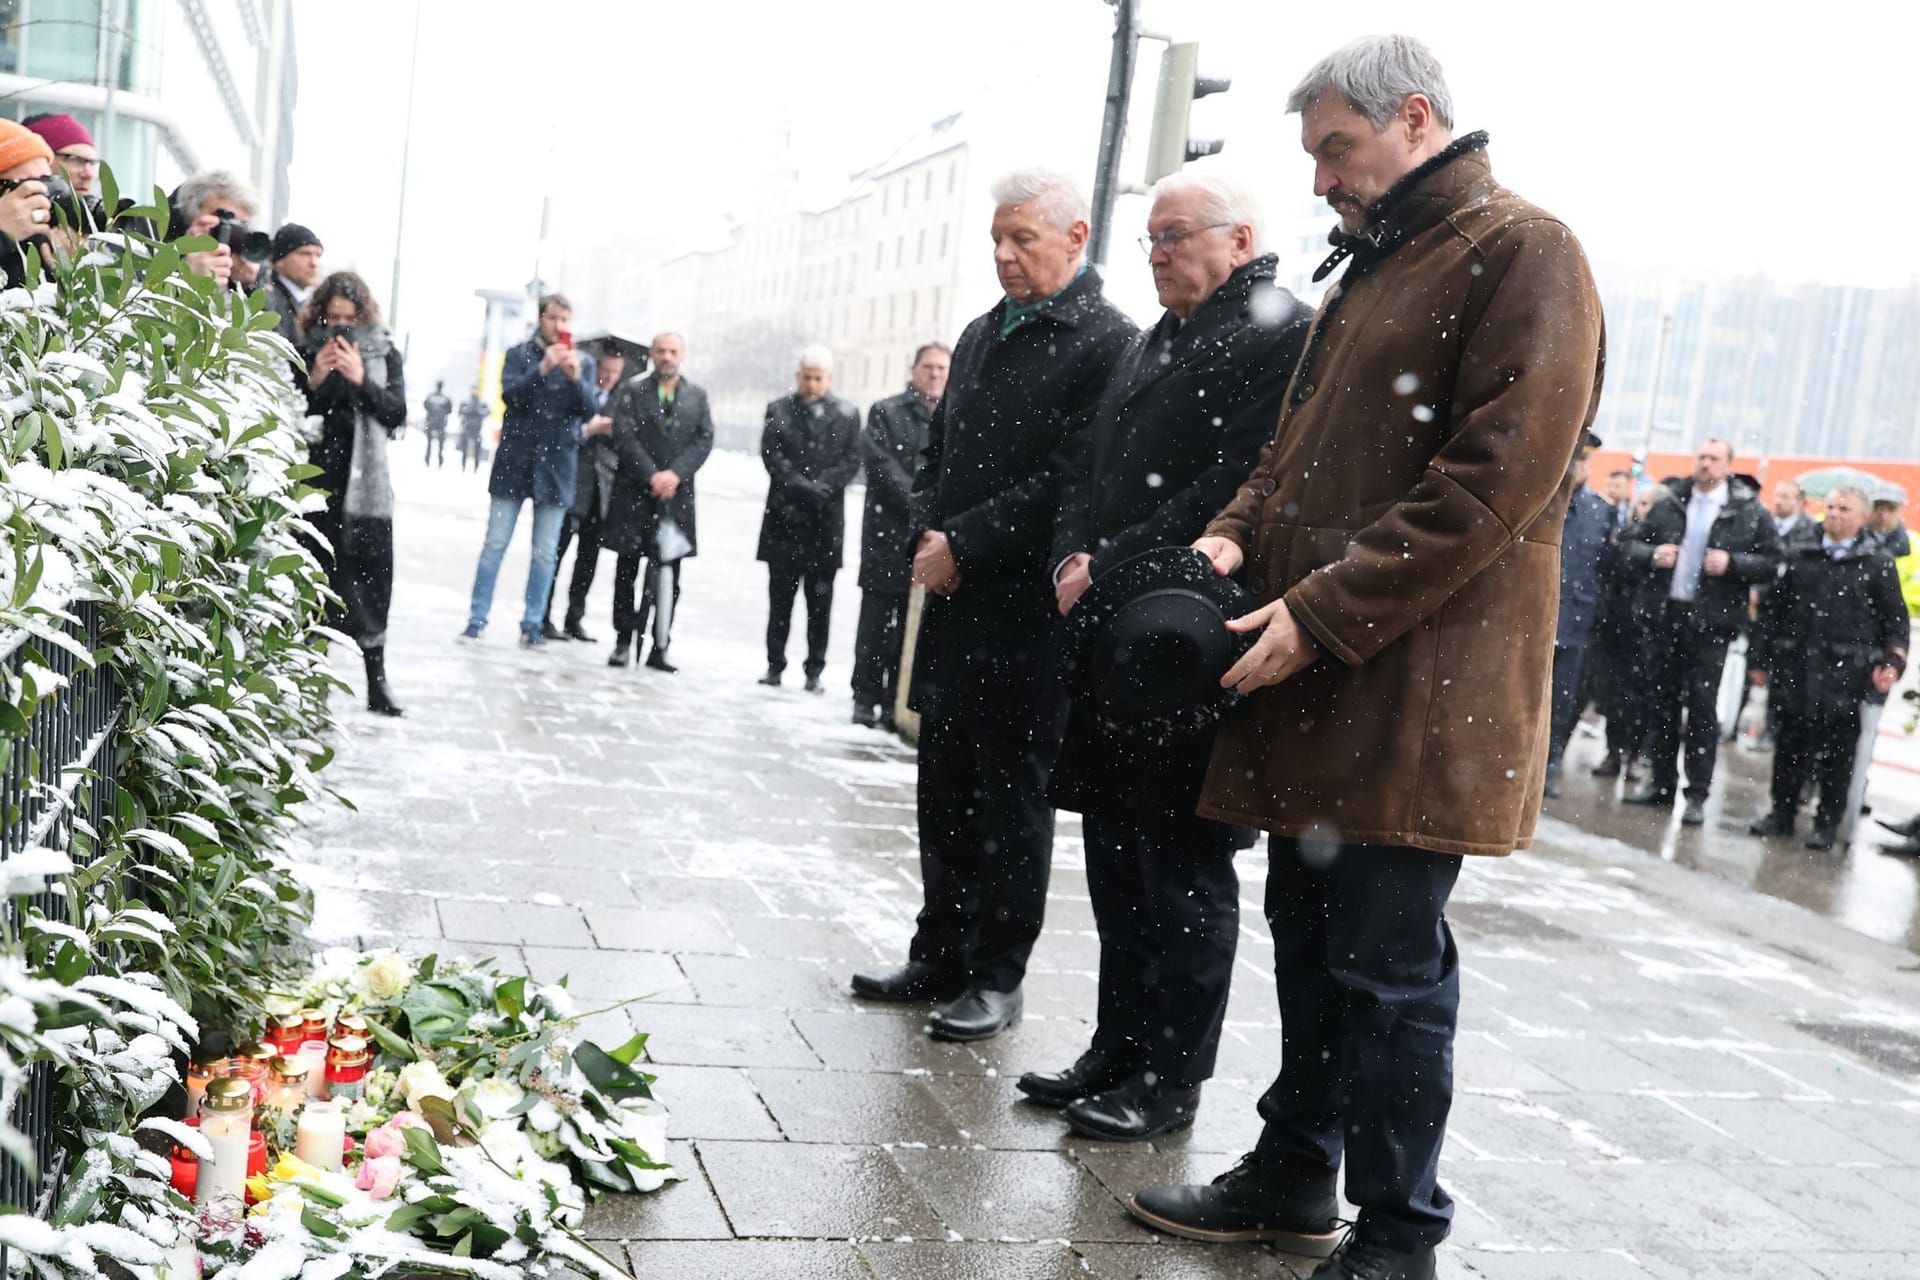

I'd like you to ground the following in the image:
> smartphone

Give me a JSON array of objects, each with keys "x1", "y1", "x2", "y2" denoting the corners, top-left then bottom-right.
[{"x1": 556, "y1": 329, "x2": 574, "y2": 350}]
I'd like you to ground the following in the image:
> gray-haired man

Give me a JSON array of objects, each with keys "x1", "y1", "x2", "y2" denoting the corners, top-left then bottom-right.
[
  {"x1": 850, "y1": 169, "x2": 1134, "y2": 1043},
  {"x1": 755, "y1": 347, "x2": 862, "y2": 691}
]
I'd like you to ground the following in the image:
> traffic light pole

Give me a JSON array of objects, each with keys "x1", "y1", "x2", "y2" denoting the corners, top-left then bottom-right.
[{"x1": 1088, "y1": 0, "x2": 1140, "y2": 269}]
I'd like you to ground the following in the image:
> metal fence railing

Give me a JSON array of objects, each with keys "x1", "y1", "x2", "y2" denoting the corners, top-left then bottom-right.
[{"x1": 0, "y1": 599, "x2": 125, "y2": 1251}]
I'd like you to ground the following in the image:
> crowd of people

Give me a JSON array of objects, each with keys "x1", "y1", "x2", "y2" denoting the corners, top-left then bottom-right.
[
  {"x1": 7, "y1": 33, "x2": 1916, "y2": 1277},
  {"x1": 1545, "y1": 436, "x2": 1917, "y2": 852}
]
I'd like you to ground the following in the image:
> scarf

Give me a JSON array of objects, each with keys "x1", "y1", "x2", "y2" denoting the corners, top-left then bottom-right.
[{"x1": 343, "y1": 326, "x2": 396, "y2": 520}]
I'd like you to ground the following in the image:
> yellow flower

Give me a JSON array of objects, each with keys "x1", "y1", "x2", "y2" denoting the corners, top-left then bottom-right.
[
  {"x1": 245, "y1": 1174, "x2": 274, "y2": 1205},
  {"x1": 270, "y1": 1153, "x2": 324, "y2": 1184}
]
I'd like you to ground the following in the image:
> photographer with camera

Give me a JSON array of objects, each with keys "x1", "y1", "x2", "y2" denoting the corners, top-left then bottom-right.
[
  {"x1": 170, "y1": 170, "x2": 270, "y2": 290},
  {"x1": 23, "y1": 115, "x2": 100, "y2": 198},
  {"x1": 297, "y1": 271, "x2": 410, "y2": 718},
  {"x1": 0, "y1": 120, "x2": 79, "y2": 290}
]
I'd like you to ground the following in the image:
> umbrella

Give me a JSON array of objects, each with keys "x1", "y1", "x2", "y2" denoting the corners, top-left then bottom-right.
[
  {"x1": 576, "y1": 330, "x2": 651, "y2": 372},
  {"x1": 1789, "y1": 466, "x2": 1893, "y2": 499}
]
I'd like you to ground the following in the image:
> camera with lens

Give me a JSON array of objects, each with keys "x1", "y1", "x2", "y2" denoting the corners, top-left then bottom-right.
[
  {"x1": 0, "y1": 172, "x2": 102, "y2": 243},
  {"x1": 211, "y1": 207, "x2": 272, "y2": 263}
]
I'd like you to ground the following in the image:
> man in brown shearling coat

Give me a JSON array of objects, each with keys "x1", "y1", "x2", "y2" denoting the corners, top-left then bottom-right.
[{"x1": 1127, "y1": 37, "x2": 1606, "y2": 1280}]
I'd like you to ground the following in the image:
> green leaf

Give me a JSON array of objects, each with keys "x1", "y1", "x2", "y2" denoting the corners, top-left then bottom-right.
[
  {"x1": 300, "y1": 1204, "x2": 342, "y2": 1239},
  {"x1": 384, "y1": 1201, "x2": 436, "y2": 1234},
  {"x1": 607, "y1": 1031, "x2": 650, "y2": 1066},
  {"x1": 609, "y1": 1136, "x2": 672, "y2": 1171},
  {"x1": 364, "y1": 1016, "x2": 419, "y2": 1062},
  {"x1": 573, "y1": 1041, "x2": 655, "y2": 1103},
  {"x1": 401, "y1": 1123, "x2": 447, "y2": 1177},
  {"x1": 494, "y1": 975, "x2": 526, "y2": 1019}
]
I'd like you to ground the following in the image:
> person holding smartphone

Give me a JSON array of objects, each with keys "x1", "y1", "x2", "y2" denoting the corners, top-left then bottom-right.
[{"x1": 298, "y1": 272, "x2": 409, "y2": 717}]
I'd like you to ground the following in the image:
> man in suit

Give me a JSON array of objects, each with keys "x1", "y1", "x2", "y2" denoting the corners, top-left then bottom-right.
[
  {"x1": 1543, "y1": 433, "x2": 1614, "y2": 798},
  {"x1": 756, "y1": 347, "x2": 863, "y2": 692},
  {"x1": 1021, "y1": 171, "x2": 1312, "y2": 1141},
  {"x1": 422, "y1": 380, "x2": 454, "y2": 468},
  {"x1": 603, "y1": 332, "x2": 714, "y2": 671},
  {"x1": 1620, "y1": 439, "x2": 1781, "y2": 824},
  {"x1": 457, "y1": 391, "x2": 489, "y2": 472},
  {"x1": 543, "y1": 343, "x2": 627, "y2": 642},
  {"x1": 849, "y1": 169, "x2": 1134, "y2": 1043},
  {"x1": 852, "y1": 343, "x2": 949, "y2": 727}
]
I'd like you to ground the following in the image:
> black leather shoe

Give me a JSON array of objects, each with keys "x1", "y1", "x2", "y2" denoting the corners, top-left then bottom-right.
[
  {"x1": 645, "y1": 650, "x2": 678, "y2": 674},
  {"x1": 849, "y1": 962, "x2": 965, "y2": 1003},
  {"x1": 1308, "y1": 1234, "x2": 1436, "y2": 1280},
  {"x1": 541, "y1": 620, "x2": 568, "y2": 642},
  {"x1": 1065, "y1": 1074, "x2": 1201, "y2": 1142},
  {"x1": 1681, "y1": 798, "x2": 1707, "y2": 826},
  {"x1": 804, "y1": 674, "x2": 825, "y2": 694},
  {"x1": 1748, "y1": 811, "x2": 1795, "y2": 837},
  {"x1": 1015, "y1": 1049, "x2": 1136, "y2": 1108},
  {"x1": 852, "y1": 701, "x2": 878, "y2": 727},
  {"x1": 1623, "y1": 786, "x2": 1675, "y2": 807},
  {"x1": 758, "y1": 669, "x2": 783, "y2": 687},
  {"x1": 1806, "y1": 824, "x2": 1838, "y2": 852},
  {"x1": 1127, "y1": 1155, "x2": 1341, "y2": 1253},
  {"x1": 927, "y1": 986, "x2": 1022, "y2": 1042},
  {"x1": 564, "y1": 622, "x2": 596, "y2": 643}
]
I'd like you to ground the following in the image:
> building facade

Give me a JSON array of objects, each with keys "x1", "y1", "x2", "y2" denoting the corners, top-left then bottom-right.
[{"x1": 2, "y1": 0, "x2": 297, "y2": 223}]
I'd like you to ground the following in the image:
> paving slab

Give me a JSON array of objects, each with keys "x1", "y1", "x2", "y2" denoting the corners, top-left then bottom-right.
[{"x1": 700, "y1": 1139, "x2": 942, "y2": 1237}]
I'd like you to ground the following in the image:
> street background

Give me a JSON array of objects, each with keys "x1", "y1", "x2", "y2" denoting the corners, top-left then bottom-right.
[{"x1": 291, "y1": 443, "x2": 1920, "y2": 1280}]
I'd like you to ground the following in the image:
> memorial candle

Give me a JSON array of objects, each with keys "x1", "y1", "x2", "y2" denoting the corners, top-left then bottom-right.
[
  {"x1": 293, "y1": 1099, "x2": 346, "y2": 1172},
  {"x1": 194, "y1": 1078, "x2": 252, "y2": 1213}
]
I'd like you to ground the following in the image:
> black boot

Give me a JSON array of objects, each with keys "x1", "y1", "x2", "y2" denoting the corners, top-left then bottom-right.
[
  {"x1": 607, "y1": 633, "x2": 632, "y2": 668},
  {"x1": 1127, "y1": 1154, "x2": 1342, "y2": 1253},
  {"x1": 645, "y1": 648, "x2": 678, "y2": 674},
  {"x1": 363, "y1": 648, "x2": 404, "y2": 717}
]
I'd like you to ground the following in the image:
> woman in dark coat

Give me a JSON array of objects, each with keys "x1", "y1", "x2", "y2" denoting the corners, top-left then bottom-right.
[{"x1": 298, "y1": 271, "x2": 408, "y2": 715}]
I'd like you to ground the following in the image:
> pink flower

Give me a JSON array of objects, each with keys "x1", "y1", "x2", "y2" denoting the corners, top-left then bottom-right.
[
  {"x1": 361, "y1": 1112, "x2": 432, "y2": 1161},
  {"x1": 355, "y1": 1154, "x2": 402, "y2": 1200}
]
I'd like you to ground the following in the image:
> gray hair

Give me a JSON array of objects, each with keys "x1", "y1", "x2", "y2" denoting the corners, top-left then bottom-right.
[
  {"x1": 1286, "y1": 35, "x2": 1455, "y2": 131},
  {"x1": 988, "y1": 168, "x2": 1089, "y2": 232},
  {"x1": 1148, "y1": 170, "x2": 1266, "y2": 255},
  {"x1": 796, "y1": 344, "x2": 834, "y2": 373},
  {"x1": 175, "y1": 168, "x2": 259, "y2": 221},
  {"x1": 1828, "y1": 485, "x2": 1872, "y2": 510}
]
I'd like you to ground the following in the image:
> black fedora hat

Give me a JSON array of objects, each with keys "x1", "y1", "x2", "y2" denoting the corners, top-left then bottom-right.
[{"x1": 1062, "y1": 545, "x2": 1259, "y2": 742}]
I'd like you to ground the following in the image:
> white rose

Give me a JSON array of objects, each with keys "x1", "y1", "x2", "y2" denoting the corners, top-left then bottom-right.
[
  {"x1": 360, "y1": 952, "x2": 411, "y2": 1002},
  {"x1": 395, "y1": 1060, "x2": 454, "y2": 1110},
  {"x1": 476, "y1": 1121, "x2": 535, "y2": 1172},
  {"x1": 466, "y1": 1077, "x2": 525, "y2": 1121}
]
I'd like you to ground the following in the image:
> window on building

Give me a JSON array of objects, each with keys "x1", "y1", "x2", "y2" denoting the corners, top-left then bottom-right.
[
  {"x1": 933, "y1": 287, "x2": 942, "y2": 325},
  {"x1": 888, "y1": 296, "x2": 897, "y2": 329},
  {"x1": 900, "y1": 178, "x2": 909, "y2": 210},
  {"x1": 923, "y1": 171, "x2": 932, "y2": 202},
  {"x1": 948, "y1": 161, "x2": 958, "y2": 194},
  {"x1": 917, "y1": 230, "x2": 926, "y2": 265},
  {"x1": 867, "y1": 300, "x2": 876, "y2": 332},
  {"x1": 940, "y1": 223, "x2": 950, "y2": 259},
  {"x1": 909, "y1": 292, "x2": 918, "y2": 327},
  {"x1": 875, "y1": 243, "x2": 884, "y2": 270},
  {"x1": 895, "y1": 236, "x2": 904, "y2": 268},
  {"x1": 881, "y1": 188, "x2": 889, "y2": 215}
]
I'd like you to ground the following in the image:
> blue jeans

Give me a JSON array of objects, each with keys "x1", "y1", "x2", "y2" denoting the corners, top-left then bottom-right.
[{"x1": 468, "y1": 496, "x2": 567, "y2": 633}]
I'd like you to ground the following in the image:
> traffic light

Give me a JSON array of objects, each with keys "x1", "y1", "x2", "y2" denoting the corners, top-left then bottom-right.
[{"x1": 1144, "y1": 42, "x2": 1230, "y2": 184}]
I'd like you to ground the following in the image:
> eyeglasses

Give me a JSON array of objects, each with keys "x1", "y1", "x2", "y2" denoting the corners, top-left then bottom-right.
[
  {"x1": 1139, "y1": 222, "x2": 1232, "y2": 255},
  {"x1": 54, "y1": 153, "x2": 99, "y2": 171}
]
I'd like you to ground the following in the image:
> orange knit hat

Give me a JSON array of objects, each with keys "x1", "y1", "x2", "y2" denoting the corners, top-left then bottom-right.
[{"x1": 0, "y1": 119, "x2": 55, "y2": 176}]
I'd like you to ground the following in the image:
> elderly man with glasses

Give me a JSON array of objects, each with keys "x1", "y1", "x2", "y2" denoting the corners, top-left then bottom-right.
[{"x1": 1019, "y1": 171, "x2": 1313, "y2": 1142}]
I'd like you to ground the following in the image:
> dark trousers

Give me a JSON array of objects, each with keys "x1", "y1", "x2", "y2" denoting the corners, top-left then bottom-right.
[
  {"x1": 852, "y1": 590, "x2": 909, "y2": 708},
  {"x1": 423, "y1": 426, "x2": 446, "y2": 466},
  {"x1": 1545, "y1": 642, "x2": 1587, "y2": 777},
  {"x1": 545, "y1": 510, "x2": 602, "y2": 629},
  {"x1": 766, "y1": 568, "x2": 834, "y2": 678},
  {"x1": 613, "y1": 552, "x2": 682, "y2": 653},
  {"x1": 1771, "y1": 700, "x2": 1863, "y2": 827},
  {"x1": 1598, "y1": 620, "x2": 1646, "y2": 759},
  {"x1": 1253, "y1": 838, "x2": 1462, "y2": 1253},
  {"x1": 310, "y1": 512, "x2": 394, "y2": 651},
  {"x1": 1084, "y1": 807, "x2": 1239, "y2": 1087},
  {"x1": 909, "y1": 707, "x2": 1056, "y2": 991},
  {"x1": 1641, "y1": 604, "x2": 1732, "y2": 801},
  {"x1": 457, "y1": 431, "x2": 482, "y2": 471}
]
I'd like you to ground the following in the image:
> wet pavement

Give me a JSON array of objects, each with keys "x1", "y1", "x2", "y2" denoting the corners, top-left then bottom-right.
[{"x1": 293, "y1": 444, "x2": 1920, "y2": 1279}]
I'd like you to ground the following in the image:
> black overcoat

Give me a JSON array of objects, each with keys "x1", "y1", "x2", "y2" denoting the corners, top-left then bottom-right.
[
  {"x1": 602, "y1": 376, "x2": 715, "y2": 558},
  {"x1": 1620, "y1": 475, "x2": 1782, "y2": 635},
  {"x1": 907, "y1": 267, "x2": 1135, "y2": 736},
  {"x1": 1752, "y1": 535, "x2": 1910, "y2": 714},
  {"x1": 756, "y1": 392, "x2": 862, "y2": 573},
  {"x1": 1047, "y1": 256, "x2": 1311, "y2": 814},
  {"x1": 857, "y1": 388, "x2": 934, "y2": 594}
]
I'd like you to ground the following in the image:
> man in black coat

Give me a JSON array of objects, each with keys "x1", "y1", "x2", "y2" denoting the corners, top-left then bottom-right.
[
  {"x1": 1543, "y1": 433, "x2": 1614, "y2": 798},
  {"x1": 1747, "y1": 486, "x2": 1909, "y2": 850},
  {"x1": 1016, "y1": 173, "x2": 1311, "y2": 1140},
  {"x1": 756, "y1": 347, "x2": 862, "y2": 692},
  {"x1": 850, "y1": 169, "x2": 1134, "y2": 1043},
  {"x1": 542, "y1": 344, "x2": 626, "y2": 642},
  {"x1": 1620, "y1": 439, "x2": 1782, "y2": 824},
  {"x1": 852, "y1": 343, "x2": 949, "y2": 727},
  {"x1": 603, "y1": 333, "x2": 714, "y2": 670}
]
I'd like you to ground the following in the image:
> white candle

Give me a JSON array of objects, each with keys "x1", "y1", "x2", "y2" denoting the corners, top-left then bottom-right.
[
  {"x1": 194, "y1": 1079, "x2": 252, "y2": 1213},
  {"x1": 295, "y1": 1040, "x2": 329, "y2": 1100},
  {"x1": 294, "y1": 1099, "x2": 346, "y2": 1172}
]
